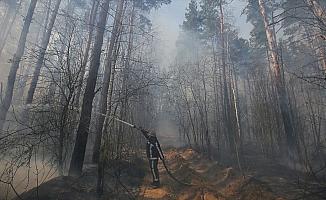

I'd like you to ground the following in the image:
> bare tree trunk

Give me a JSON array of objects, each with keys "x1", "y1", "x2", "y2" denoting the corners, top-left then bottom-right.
[
  {"x1": 0, "y1": 1, "x2": 21, "y2": 57},
  {"x1": 68, "y1": 0, "x2": 111, "y2": 176},
  {"x1": 258, "y1": 0, "x2": 296, "y2": 155},
  {"x1": 0, "y1": 6, "x2": 10, "y2": 32},
  {"x1": 318, "y1": 46, "x2": 326, "y2": 75},
  {"x1": 305, "y1": 0, "x2": 326, "y2": 74},
  {"x1": 74, "y1": 0, "x2": 99, "y2": 108},
  {"x1": 231, "y1": 66, "x2": 244, "y2": 174},
  {"x1": 96, "y1": 22, "x2": 125, "y2": 194},
  {"x1": 0, "y1": 82, "x2": 3, "y2": 102},
  {"x1": 25, "y1": 0, "x2": 62, "y2": 104},
  {"x1": 202, "y1": 68, "x2": 211, "y2": 158},
  {"x1": 180, "y1": 83, "x2": 198, "y2": 147},
  {"x1": 219, "y1": 1, "x2": 233, "y2": 153},
  {"x1": 58, "y1": 94, "x2": 72, "y2": 175},
  {"x1": 306, "y1": 0, "x2": 326, "y2": 23},
  {"x1": 92, "y1": 0, "x2": 125, "y2": 163},
  {"x1": 212, "y1": 39, "x2": 221, "y2": 159},
  {"x1": 0, "y1": 5, "x2": 12, "y2": 44},
  {"x1": 0, "y1": 0, "x2": 38, "y2": 132},
  {"x1": 15, "y1": 0, "x2": 51, "y2": 106}
]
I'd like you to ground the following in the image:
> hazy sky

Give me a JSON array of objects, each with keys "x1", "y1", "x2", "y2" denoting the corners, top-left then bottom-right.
[{"x1": 150, "y1": 0, "x2": 252, "y2": 68}]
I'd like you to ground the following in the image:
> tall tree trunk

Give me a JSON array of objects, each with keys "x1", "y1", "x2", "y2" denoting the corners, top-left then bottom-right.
[
  {"x1": 0, "y1": 0, "x2": 38, "y2": 131},
  {"x1": 0, "y1": 5, "x2": 13, "y2": 45},
  {"x1": 68, "y1": 0, "x2": 111, "y2": 176},
  {"x1": 15, "y1": 0, "x2": 51, "y2": 106},
  {"x1": 306, "y1": 0, "x2": 326, "y2": 23},
  {"x1": 231, "y1": 66, "x2": 244, "y2": 174},
  {"x1": 212, "y1": 39, "x2": 221, "y2": 159},
  {"x1": 219, "y1": 1, "x2": 233, "y2": 153},
  {"x1": 92, "y1": 0, "x2": 125, "y2": 163},
  {"x1": 75, "y1": 0, "x2": 99, "y2": 108},
  {"x1": 258, "y1": 0, "x2": 296, "y2": 155},
  {"x1": 25, "y1": 0, "x2": 62, "y2": 104},
  {"x1": 305, "y1": 0, "x2": 326, "y2": 75},
  {"x1": 0, "y1": 1, "x2": 21, "y2": 58}
]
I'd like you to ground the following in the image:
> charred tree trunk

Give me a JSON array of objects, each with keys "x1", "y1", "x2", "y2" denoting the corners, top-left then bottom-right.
[
  {"x1": 68, "y1": 0, "x2": 111, "y2": 176},
  {"x1": 0, "y1": 0, "x2": 38, "y2": 131}
]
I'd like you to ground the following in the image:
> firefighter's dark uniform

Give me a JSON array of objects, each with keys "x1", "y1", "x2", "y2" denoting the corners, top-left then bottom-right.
[{"x1": 139, "y1": 128, "x2": 164, "y2": 187}]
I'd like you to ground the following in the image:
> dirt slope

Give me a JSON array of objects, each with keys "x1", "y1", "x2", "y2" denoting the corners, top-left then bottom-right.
[{"x1": 137, "y1": 148, "x2": 282, "y2": 200}]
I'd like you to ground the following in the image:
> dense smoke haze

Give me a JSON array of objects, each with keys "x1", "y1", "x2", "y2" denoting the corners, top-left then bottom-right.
[{"x1": 0, "y1": 0, "x2": 325, "y2": 199}]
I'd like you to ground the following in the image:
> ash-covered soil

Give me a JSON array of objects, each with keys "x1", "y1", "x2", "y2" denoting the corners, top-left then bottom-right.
[{"x1": 11, "y1": 148, "x2": 325, "y2": 200}]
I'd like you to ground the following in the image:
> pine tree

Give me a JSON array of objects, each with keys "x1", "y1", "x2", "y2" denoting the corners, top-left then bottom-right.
[{"x1": 182, "y1": 0, "x2": 203, "y2": 33}]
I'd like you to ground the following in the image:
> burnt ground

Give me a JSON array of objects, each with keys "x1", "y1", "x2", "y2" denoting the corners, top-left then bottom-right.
[{"x1": 11, "y1": 148, "x2": 326, "y2": 200}]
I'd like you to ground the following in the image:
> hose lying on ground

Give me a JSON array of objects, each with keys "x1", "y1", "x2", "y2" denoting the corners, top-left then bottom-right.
[{"x1": 161, "y1": 159, "x2": 195, "y2": 186}]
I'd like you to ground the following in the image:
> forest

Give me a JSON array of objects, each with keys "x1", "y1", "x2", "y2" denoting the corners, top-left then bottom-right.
[{"x1": 0, "y1": 0, "x2": 325, "y2": 199}]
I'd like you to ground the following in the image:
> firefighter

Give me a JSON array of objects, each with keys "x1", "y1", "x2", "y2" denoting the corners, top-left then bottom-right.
[
  {"x1": 114, "y1": 118, "x2": 194, "y2": 187},
  {"x1": 139, "y1": 128, "x2": 164, "y2": 188}
]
